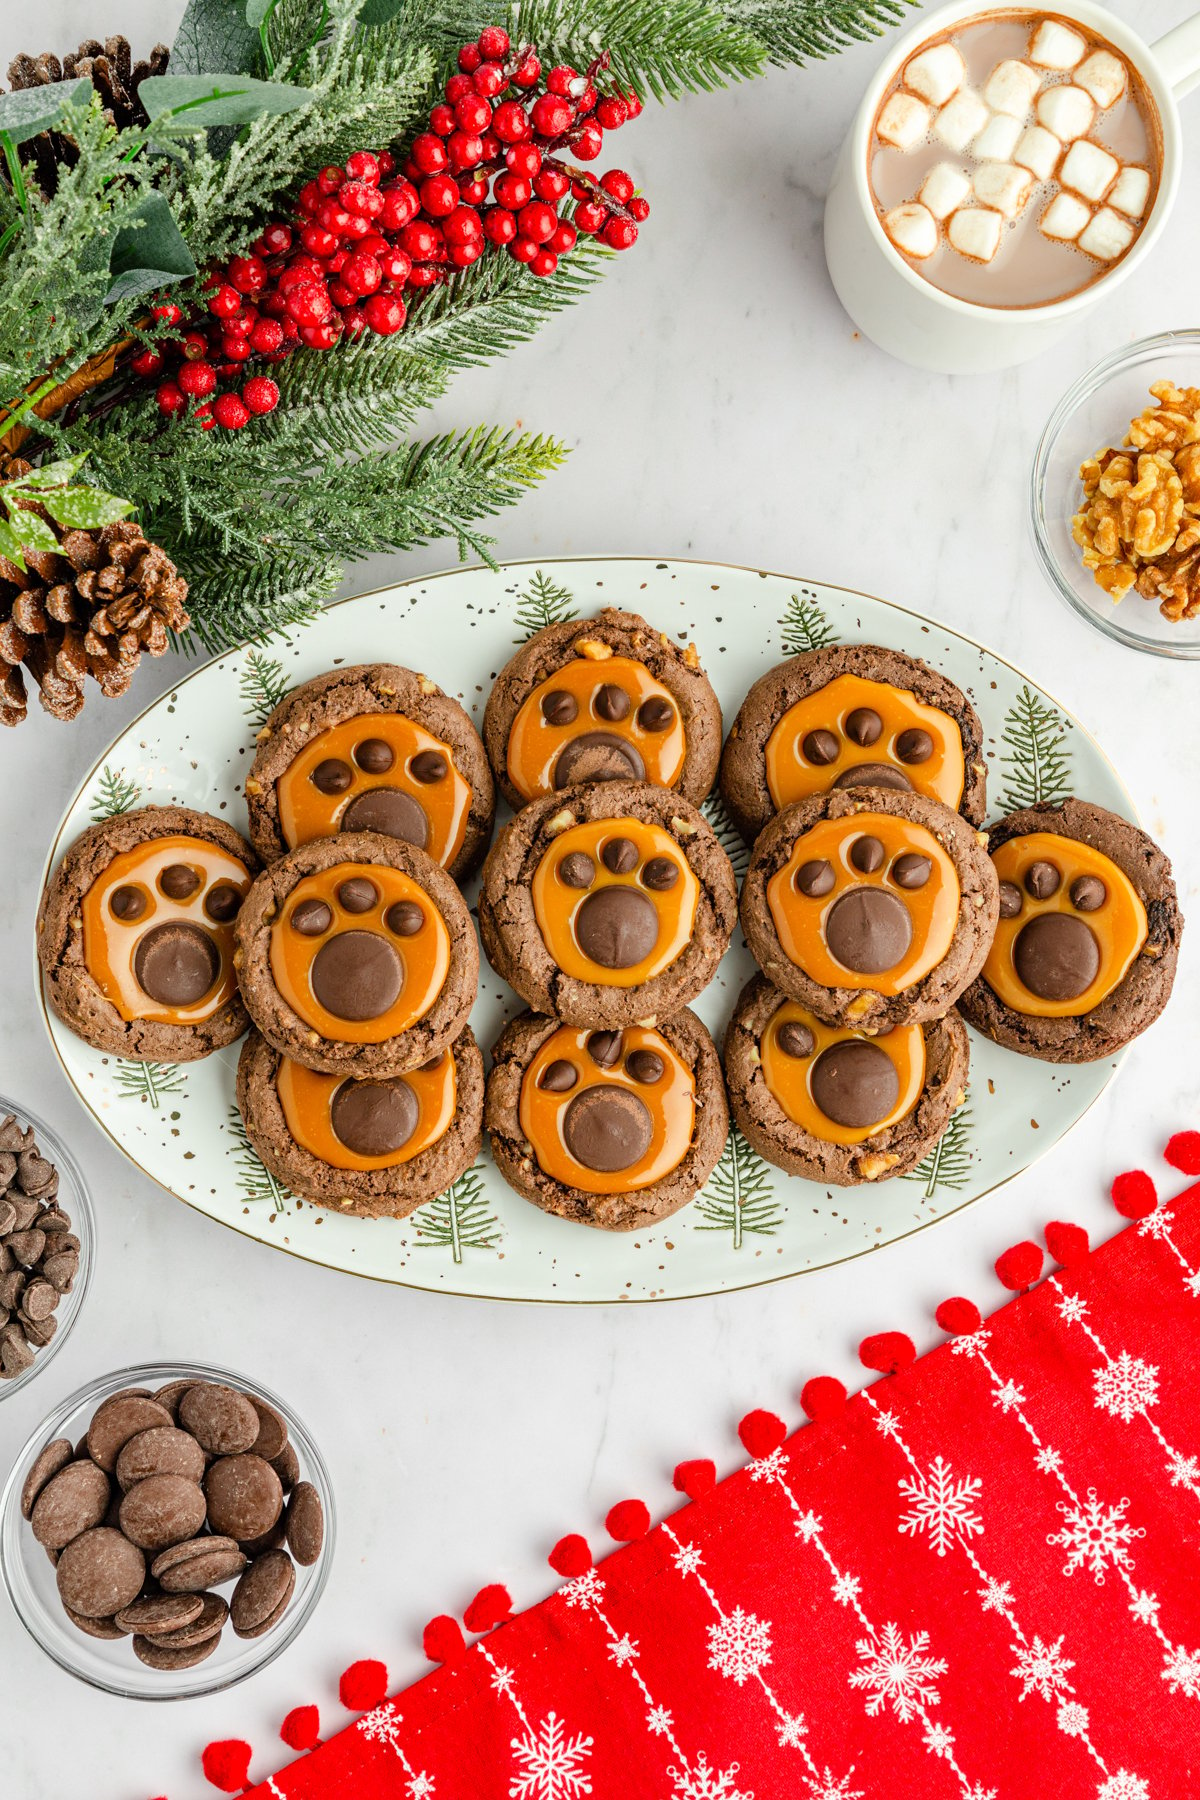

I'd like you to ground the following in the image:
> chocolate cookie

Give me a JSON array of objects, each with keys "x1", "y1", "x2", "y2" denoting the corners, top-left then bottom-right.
[
  {"x1": 236, "y1": 1024, "x2": 484, "y2": 1216},
  {"x1": 724, "y1": 974, "x2": 970, "y2": 1185},
  {"x1": 244, "y1": 663, "x2": 495, "y2": 881},
  {"x1": 719, "y1": 644, "x2": 987, "y2": 844},
  {"x1": 478, "y1": 782, "x2": 738, "y2": 1028},
  {"x1": 37, "y1": 806, "x2": 258, "y2": 1062},
  {"x1": 740, "y1": 788, "x2": 998, "y2": 1030},
  {"x1": 234, "y1": 830, "x2": 478, "y2": 1076},
  {"x1": 483, "y1": 607, "x2": 722, "y2": 810},
  {"x1": 958, "y1": 798, "x2": 1182, "y2": 1063},
  {"x1": 486, "y1": 1009, "x2": 729, "y2": 1230}
]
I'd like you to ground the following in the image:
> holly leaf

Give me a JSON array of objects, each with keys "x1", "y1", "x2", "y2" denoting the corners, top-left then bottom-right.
[
  {"x1": 0, "y1": 518, "x2": 27, "y2": 571},
  {"x1": 139, "y1": 74, "x2": 316, "y2": 130},
  {"x1": 104, "y1": 194, "x2": 197, "y2": 303},
  {"x1": 41, "y1": 488, "x2": 136, "y2": 529},
  {"x1": 4, "y1": 455, "x2": 89, "y2": 490},
  {"x1": 2, "y1": 504, "x2": 59, "y2": 555},
  {"x1": 171, "y1": 0, "x2": 259, "y2": 76},
  {"x1": 0, "y1": 77, "x2": 92, "y2": 144}
]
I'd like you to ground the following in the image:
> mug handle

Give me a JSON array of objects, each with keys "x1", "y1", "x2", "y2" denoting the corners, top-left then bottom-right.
[{"x1": 1151, "y1": 9, "x2": 1200, "y2": 98}]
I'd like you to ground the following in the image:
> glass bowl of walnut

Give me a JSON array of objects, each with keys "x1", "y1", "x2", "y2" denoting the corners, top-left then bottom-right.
[{"x1": 1031, "y1": 331, "x2": 1200, "y2": 659}]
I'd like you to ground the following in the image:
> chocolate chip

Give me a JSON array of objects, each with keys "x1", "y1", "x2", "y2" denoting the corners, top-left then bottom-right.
[
  {"x1": 998, "y1": 881, "x2": 1023, "y2": 919},
  {"x1": 87, "y1": 1396, "x2": 175, "y2": 1472},
  {"x1": 831, "y1": 762, "x2": 912, "y2": 793},
  {"x1": 20, "y1": 1438, "x2": 73, "y2": 1520},
  {"x1": 825, "y1": 888, "x2": 913, "y2": 974},
  {"x1": 7, "y1": 1229, "x2": 43, "y2": 1267},
  {"x1": 641, "y1": 856, "x2": 678, "y2": 892},
  {"x1": 115, "y1": 1592, "x2": 204, "y2": 1637},
  {"x1": 411, "y1": 749, "x2": 447, "y2": 783},
  {"x1": 337, "y1": 876, "x2": 378, "y2": 913},
  {"x1": 160, "y1": 863, "x2": 200, "y2": 900},
  {"x1": 385, "y1": 901, "x2": 424, "y2": 937},
  {"x1": 312, "y1": 757, "x2": 353, "y2": 794},
  {"x1": 563, "y1": 1087, "x2": 653, "y2": 1172},
  {"x1": 133, "y1": 923, "x2": 220, "y2": 1007},
  {"x1": 845, "y1": 707, "x2": 882, "y2": 747},
  {"x1": 311, "y1": 931, "x2": 403, "y2": 1021},
  {"x1": 850, "y1": 834, "x2": 885, "y2": 874},
  {"x1": 896, "y1": 729, "x2": 934, "y2": 764},
  {"x1": 110, "y1": 885, "x2": 146, "y2": 921},
  {"x1": 119, "y1": 1474, "x2": 207, "y2": 1552},
  {"x1": 776, "y1": 1020, "x2": 815, "y2": 1058},
  {"x1": 796, "y1": 858, "x2": 835, "y2": 898},
  {"x1": 355, "y1": 737, "x2": 394, "y2": 773},
  {"x1": 1025, "y1": 860, "x2": 1061, "y2": 900},
  {"x1": 1071, "y1": 874, "x2": 1107, "y2": 912},
  {"x1": 810, "y1": 1040, "x2": 900, "y2": 1128},
  {"x1": 626, "y1": 1049, "x2": 664, "y2": 1085},
  {"x1": 341, "y1": 787, "x2": 429, "y2": 847},
  {"x1": 31, "y1": 1460, "x2": 111, "y2": 1549},
  {"x1": 178, "y1": 1383, "x2": 260, "y2": 1456},
  {"x1": 802, "y1": 729, "x2": 839, "y2": 766},
  {"x1": 116, "y1": 1426, "x2": 206, "y2": 1492},
  {"x1": 553, "y1": 731, "x2": 645, "y2": 786},
  {"x1": 285, "y1": 1483, "x2": 325, "y2": 1567},
  {"x1": 56, "y1": 1527, "x2": 145, "y2": 1619},
  {"x1": 133, "y1": 1631, "x2": 220, "y2": 1670},
  {"x1": 595, "y1": 683, "x2": 631, "y2": 722},
  {"x1": 204, "y1": 884, "x2": 242, "y2": 923},
  {"x1": 559, "y1": 852, "x2": 595, "y2": 889},
  {"x1": 153, "y1": 1536, "x2": 247, "y2": 1593},
  {"x1": 637, "y1": 696, "x2": 674, "y2": 733},
  {"x1": 1014, "y1": 913, "x2": 1099, "y2": 1001},
  {"x1": 541, "y1": 689, "x2": 578, "y2": 726},
  {"x1": 292, "y1": 899, "x2": 333, "y2": 938},
  {"x1": 230, "y1": 1548, "x2": 295, "y2": 1639},
  {"x1": 587, "y1": 1031, "x2": 622, "y2": 1068},
  {"x1": 205, "y1": 1454, "x2": 284, "y2": 1543},
  {"x1": 331, "y1": 1077, "x2": 418, "y2": 1155},
  {"x1": 574, "y1": 887, "x2": 658, "y2": 969},
  {"x1": 601, "y1": 836, "x2": 638, "y2": 875},
  {"x1": 248, "y1": 1398, "x2": 289, "y2": 1466},
  {"x1": 20, "y1": 1278, "x2": 56, "y2": 1321},
  {"x1": 539, "y1": 1060, "x2": 578, "y2": 1093},
  {"x1": 892, "y1": 853, "x2": 932, "y2": 890}
]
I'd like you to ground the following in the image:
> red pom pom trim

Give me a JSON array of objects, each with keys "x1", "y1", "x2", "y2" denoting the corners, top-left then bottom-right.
[
  {"x1": 548, "y1": 1534, "x2": 592, "y2": 1577},
  {"x1": 339, "y1": 1659, "x2": 388, "y2": 1711},
  {"x1": 202, "y1": 1740, "x2": 252, "y2": 1793},
  {"x1": 1045, "y1": 1220, "x2": 1090, "y2": 1267},
  {"x1": 1111, "y1": 1168, "x2": 1158, "y2": 1219},
  {"x1": 673, "y1": 1459, "x2": 716, "y2": 1500},
  {"x1": 859, "y1": 1331, "x2": 916, "y2": 1374},
  {"x1": 606, "y1": 1498, "x2": 651, "y2": 1541},
  {"x1": 737, "y1": 1408, "x2": 787, "y2": 1458},
  {"x1": 935, "y1": 1296, "x2": 982, "y2": 1336},
  {"x1": 422, "y1": 1615, "x2": 465, "y2": 1664},
  {"x1": 800, "y1": 1375, "x2": 847, "y2": 1422},
  {"x1": 464, "y1": 1584, "x2": 512, "y2": 1632},
  {"x1": 995, "y1": 1241, "x2": 1043, "y2": 1291},
  {"x1": 280, "y1": 1706, "x2": 320, "y2": 1752},
  {"x1": 1165, "y1": 1130, "x2": 1200, "y2": 1176}
]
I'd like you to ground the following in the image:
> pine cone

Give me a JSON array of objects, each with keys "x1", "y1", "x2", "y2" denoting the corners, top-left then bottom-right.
[
  {"x1": 4, "y1": 35, "x2": 169, "y2": 196},
  {"x1": 0, "y1": 519, "x2": 189, "y2": 727}
]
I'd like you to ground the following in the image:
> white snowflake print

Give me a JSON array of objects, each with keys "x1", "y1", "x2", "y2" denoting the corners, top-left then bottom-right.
[
  {"x1": 776, "y1": 1713, "x2": 807, "y2": 1748},
  {"x1": 1161, "y1": 1643, "x2": 1200, "y2": 1698},
  {"x1": 1057, "y1": 1291, "x2": 1088, "y2": 1324},
  {"x1": 1093, "y1": 1352, "x2": 1159, "y2": 1423},
  {"x1": 1097, "y1": 1772, "x2": 1149, "y2": 1800},
  {"x1": 807, "y1": 1770, "x2": 864, "y2": 1800},
  {"x1": 1129, "y1": 1589, "x2": 1160, "y2": 1625},
  {"x1": 994, "y1": 1380, "x2": 1026, "y2": 1413},
  {"x1": 707, "y1": 1606, "x2": 772, "y2": 1685},
  {"x1": 667, "y1": 1752, "x2": 750, "y2": 1799},
  {"x1": 1010, "y1": 1635, "x2": 1074, "y2": 1701},
  {"x1": 950, "y1": 1329, "x2": 990, "y2": 1357},
  {"x1": 647, "y1": 1706, "x2": 674, "y2": 1737},
  {"x1": 560, "y1": 1568, "x2": 604, "y2": 1609},
  {"x1": 873, "y1": 1408, "x2": 902, "y2": 1440},
  {"x1": 1057, "y1": 1700, "x2": 1089, "y2": 1738},
  {"x1": 979, "y1": 1577, "x2": 1014, "y2": 1615},
  {"x1": 898, "y1": 1455, "x2": 984, "y2": 1557},
  {"x1": 748, "y1": 1447, "x2": 787, "y2": 1482},
  {"x1": 510, "y1": 1714, "x2": 593, "y2": 1800},
  {"x1": 831, "y1": 1571, "x2": 861, "y2": 1607},
  {"x1": 491, "y1": 1665, "x2": 515, "y2": 1696},
  {"x1": 849, "y1": 1622, "x2": 948, "y2": 1723},
  {"x1": 1138, "y1": 1207, "x2": 1172, "y2": 1239},
  {"x1": 793, "y1": 1509, "x2": 822, "y2": 1543},
  {"x1": 1048, "y1": 1491, "x2": 1144, "y2": 1581},
  {"x1": 672, "y1": 1540, "x2": 703, "y2": 1577},
  {"x1": 359, "y1": 1705, "x2": 402, "y2": 1750},
  {"x1": 606, "y1": 1633, "x2": 638, "y2": 1667},
  {"x1": 1035, "y1": 1446, "x2": 1064, "y2": 1476},
  {"x1": 962, "y1": 1788, "x2": 998, "y2": 1800},
  {"x1": 923, "y1": 1722, "x2": 955, "y2": 1758},
  {"x1": 1168, "y1": 1450, "x2": 1200, "y2": 1488},
  {"x1": 408, "y1": 1777, "x2": 435, "y2": 1800},
  {"x1": 1187, "y1": 1270, "x2": 1200, "y2": 1298}
]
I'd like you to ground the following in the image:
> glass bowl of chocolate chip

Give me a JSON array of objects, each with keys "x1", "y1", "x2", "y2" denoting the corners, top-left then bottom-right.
[
  {"x1": 1031, "y1": 329, "x2": 1200, "y2": 658},
  {"x1": 0, "y1": 1097, "x2": 94, "y2": 1403},
  {"x1": 1, "y1": 1362, "x2": 334, "y2": 1697}
]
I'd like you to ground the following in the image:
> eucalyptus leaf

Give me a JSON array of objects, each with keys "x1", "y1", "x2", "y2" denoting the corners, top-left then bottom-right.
[
  {"x1": 245, "y1": 0, "x2": 275, "y2": 25},
  {"x1": 139, "y1": 74, "x2": 316, "y2": 130},
  {"x1": 6, "y1": 455, "x2": 89, "y2": 491},
  {"x1": 0, "y1": 519, "x2": 27, "y2": 572},
  {"x1": 0, "y1": 78, "x2": 92, "y2": 145},
  {"x1": 105, "y1": 193, "x2": 197, "y2": 304},
  {"x1": 42, "y1": 489, "x2": 136, "y2": 529},
  {"x1": 4, "y1": 506, "x2": 59, "y2": 554},
  {"x1": 171, "y1": 0, "x2": 259, "y2": 77}
]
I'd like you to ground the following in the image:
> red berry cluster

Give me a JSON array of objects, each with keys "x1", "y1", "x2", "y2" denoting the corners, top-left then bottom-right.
[{"x1": 140, "y1": 32, "x2": 648, "y2": 428}]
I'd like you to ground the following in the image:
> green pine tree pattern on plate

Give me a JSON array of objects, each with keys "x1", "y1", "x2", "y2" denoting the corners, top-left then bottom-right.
[
  {"x1": 902, "y1": 1102, "x2": 974, "y2": 1199},
  {"x1": 414, "y1": 1162, "x2": 502, "y2": 1261},
  {"x1": 694, "y1": 1128, "x2": 783, "y2": 1248},
  {"x1": 780, "y1": 590, "x2": 839, "y2": 656},
  {"x1": 702, "y1": 790, "x2": 750, "y2": 882},
  {"x1": 226, "y1": 1107, "x2": 293, "y2": 1211},
  {"x1": 512, "y1": 569, "x2": 578, "y2": 642},
  {"x1": 238, "y1": 648, "x2": 291, "y2": 729},
  {"x1": 112, "y1": 1061, "x2": 185, "y2": 1109},
  {"x1": 89, "y1": 766, "x2": 142, "y2": 821},
  {"x1": 997, "y1": 685, "x2": 1072, "y2": 813}
]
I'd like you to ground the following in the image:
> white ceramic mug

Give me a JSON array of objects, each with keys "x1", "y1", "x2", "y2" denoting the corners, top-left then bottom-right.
[{"x1": 823, "y1": 1, "x2": 1200, "y2": 373}]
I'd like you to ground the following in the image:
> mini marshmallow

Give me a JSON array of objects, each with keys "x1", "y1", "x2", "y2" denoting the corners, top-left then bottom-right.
[
  {"x1": 948, "y1": 206, "x2": 1003, "y2": 263},
  {"x1": 1079, "y1": 205, "x2": 1136, "y2": 261},
  {"x1": 1059, "y1": 138, "x2": 1119, "y2": 202},
  {"x1": 1036, "y1": 83, "x2": 1095, "y2": 141},
  {"x1": 1040, "y1": 192, "x2": 1091, "y2": 241},
  {"x1": 1029, "y1": 19, "x2": 1086, "y2": 69},
  {"x1": 904, "y1": 42, "x2": 965, "y2": 107},
  {"x1": 973, "y1": 161, "x2": 1033, "y2": 219},
  {"x1": 1109, "y1": 165, "x2": 1150, "y2": 219},
  {"x1": 972, "y1": 112, "x2": 1022, "y2": 162},
  {"x1": 877, "y1": 90, "x2": 931, "y2": 151},
  {"x1": 984, "y1": 58, "x2": 1043, "y2": 118},
  {"x1": 1076, "y1": 48, "x2": 1128, "y2": 109},
  {"x1": 934, "y1": 88, "x2": 989, "y2": 152},
  {"x1": 1014, "y1": 124, "x2": 1062, "y2": 180},
  {"x1": 919, "y1": 161, "x2": 972, "y2": 220},
  {"x1": 884, "y1": 201, "x2": 939, "y2": 259}
]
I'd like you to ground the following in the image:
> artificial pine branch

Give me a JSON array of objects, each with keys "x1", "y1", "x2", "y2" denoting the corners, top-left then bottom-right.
[{"x1": 722, "y1": 0, "x2": 914, "y2": 63}]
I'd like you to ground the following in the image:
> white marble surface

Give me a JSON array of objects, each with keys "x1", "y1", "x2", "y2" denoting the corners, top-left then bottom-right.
[{"x1": 2, "y1": 3, "x2": 1199, "y2": 1793}]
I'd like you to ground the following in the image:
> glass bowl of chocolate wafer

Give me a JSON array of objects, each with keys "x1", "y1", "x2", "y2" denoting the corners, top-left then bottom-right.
[{"x1": 0, "y1": 1096, "x2": 94, "y2": 1404}]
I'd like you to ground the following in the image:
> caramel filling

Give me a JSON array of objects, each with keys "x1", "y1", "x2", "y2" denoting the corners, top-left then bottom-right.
[
  {"x1": 531, "y1": 817, "x2": 699, "y2": 989},
  {"x1": 767, "y1": 813, "x2": 961, "y2": 996},
  {"x1": 507, "y1": 657, "x2": 686, "y2": 801},
  {"x1": 81, "y1": 835, "x2": 251, "y2": 1025},
  {"x1": 983, "y1": 832, "x2": 1147, "y2": 1019},
  {"x1": 276, "y1": 1052, "x2": 456, "y2": 1170},
  {"x1": 760, "y1": 1001, "x2": 925, "y2": 1146},
  {"x1": 268, "y1": 862, "x2": 450, "y2": 1044},
  {"x1": 766, "y1": 673, "x2": 966, "y2": 812},
  {"x1": 275, "y1": 713, "x2": 471, "y2": 870},
  {"x1": 518, "y1": 1024, "x2": 696, "y2": 1194}
]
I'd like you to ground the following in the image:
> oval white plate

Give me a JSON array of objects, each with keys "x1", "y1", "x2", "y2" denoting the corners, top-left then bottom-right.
[{"x1": 39, "y1": 558, "x2": 1131, "y2": 1304}]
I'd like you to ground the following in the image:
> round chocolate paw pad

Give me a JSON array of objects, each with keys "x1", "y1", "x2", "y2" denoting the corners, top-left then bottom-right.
[
  {"x1": 276, "y1": 1052, "x2": 456, "y2": 1171},
  {"x1": 506, "y1": 655, "x2": 686, "y2": 802},
  {"x1": 520, "y1": 1025, "x2": 696, "y2": 1193},
  {"x1": 761, "y1": 1001, "x2": 925, "y2": 1145},
  {"x1": 766, "y1": 673, "x2": 966, "y2": 813},
  {"x1": 532, "y1": 820, "x2": 699, "y2": 988}
]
